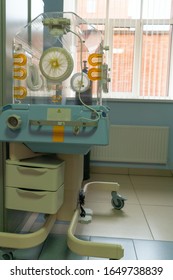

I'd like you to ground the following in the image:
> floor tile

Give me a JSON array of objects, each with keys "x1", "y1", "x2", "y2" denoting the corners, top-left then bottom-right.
[
  {"x1": 76, "y1": 203, "x2": 153, "y2": 240},
  {"x1": 117, "y1": 184, "x2": 139, "y2": 205},
  {"x1": 129, "y1": 168, "x2": 172, "y2": 177},
  {"x1": 142, "y1": 205, "x2": 173, "y2": 241},
  {"x1": 13, "y1": 244, "x2": 43, "y2": 260},
  {"x1": 89, "y1": 237, "x2": 137, "y2": 260},
  {"x1": 130, "y1": 175, "x2": 173, "y2": 187},
  {"x1": 89, "y1": 173, "x2": 117, "y2": 182},
  {"x1": 132, "y1": 184, "x2": 173, "y2": 206},
  {"x1": 115, "y1": 175, "x2": 133, "y2": 185},
  {"x1": 134, "y1": 239, "x2": 173, "y2": 259}
]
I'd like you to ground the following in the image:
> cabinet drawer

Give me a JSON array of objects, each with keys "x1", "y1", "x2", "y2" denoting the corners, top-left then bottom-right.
[
  {"x1": 5, "y1": 184, "x2": 64, "y2": 214},
  {"x1": 6, "y1": 156, "x2": 64, "y2": 191}
]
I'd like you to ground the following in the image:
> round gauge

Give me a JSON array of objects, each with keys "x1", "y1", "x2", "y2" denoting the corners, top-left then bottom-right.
[
  {"x1": 39, "y1": 47, "x2": 74, "y2": 82},
  {"x1": 70, "y1": 72, "x2": 90, "y2": 92}
]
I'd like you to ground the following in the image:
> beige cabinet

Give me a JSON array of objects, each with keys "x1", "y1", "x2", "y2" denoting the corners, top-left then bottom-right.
[{"x1": 5, "y1": 156, "x2": 64, "y2": 214}]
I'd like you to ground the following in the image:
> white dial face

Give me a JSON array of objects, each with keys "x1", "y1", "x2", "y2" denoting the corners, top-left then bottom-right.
[
  {"x1": 70, "y1": 72, "x2": 90, "y2": 92},
  {"x1": 39, "y1": 47, "x2": 74, "y2": 82}
]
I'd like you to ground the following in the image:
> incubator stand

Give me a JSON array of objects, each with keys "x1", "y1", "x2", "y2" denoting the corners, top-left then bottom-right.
[{"x1": 0, "y1": 12, "x2": 125, "y2": 259}]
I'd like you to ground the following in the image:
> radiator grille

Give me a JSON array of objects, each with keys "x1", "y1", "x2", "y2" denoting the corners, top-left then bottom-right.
[{"x1": 91, "y1": 125, "x2": 169, "y2": 164}]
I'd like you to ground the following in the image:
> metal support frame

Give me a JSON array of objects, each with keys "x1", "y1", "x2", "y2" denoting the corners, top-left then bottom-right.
[{"x1": 67, "y1": 181, "x2": 125, "y2": 259}]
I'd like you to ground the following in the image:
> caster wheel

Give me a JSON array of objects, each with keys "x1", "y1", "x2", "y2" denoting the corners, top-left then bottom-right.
[
  {"x1": 0, "y1": 251, "x2": 13, "y2": 260},
  {"x1": 111, "y1": 198, "x2": 124, "y2": 210}
]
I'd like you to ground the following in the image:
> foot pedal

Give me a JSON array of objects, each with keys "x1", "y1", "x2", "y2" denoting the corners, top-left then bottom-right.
[{"x1": 79, "y1": 208, "x2": 93, "y2": 224}]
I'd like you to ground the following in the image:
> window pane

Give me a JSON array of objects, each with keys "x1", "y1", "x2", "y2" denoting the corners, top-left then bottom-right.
[
  {"x1": 109, "y1": 0, "x2": 141, "y2": 19},
  {"x1": 140, "y1": 25, "x2": 170, "y2": 97},
  {"x1": 65, "y1": 0, "x2": 173, "y2": 100},
  {"x1": 76, "y1": 0, "x2": 141, "y2": 19},
  {"x1": 112, "y1": 28, "x2": 135, "y2": 94},
  {"x1": 76, "y1": 0, "x2": 107, "y2": 19},
  {"x1": 142, "y1": 0, "x2": 172, "y2": 19}
]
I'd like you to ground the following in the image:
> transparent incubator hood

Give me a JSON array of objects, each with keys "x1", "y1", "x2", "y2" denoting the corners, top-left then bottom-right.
[
  {"x1": 13, "y1": 12, "x2": 109, "y2": 105},
  {"x1": 0, "y1": 12, "x2": 110, "y2": 154}
]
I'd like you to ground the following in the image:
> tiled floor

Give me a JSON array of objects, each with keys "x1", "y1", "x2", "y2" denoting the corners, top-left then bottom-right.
[
  {"x1": 76, "y1": 173, "x2": 173, "y2": 241},
  {"x1": 12, "y1": 172, "x2": 173, "y2": 260}
]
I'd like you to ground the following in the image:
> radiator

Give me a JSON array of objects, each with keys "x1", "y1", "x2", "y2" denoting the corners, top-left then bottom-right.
[{"x1": 91, "y1": 125, "x2": 169, "y2": 164}]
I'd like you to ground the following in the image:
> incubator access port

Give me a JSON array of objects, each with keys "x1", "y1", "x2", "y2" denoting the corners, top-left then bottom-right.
[{"x1": 6, "y1": 115, "x2": 22, "y2": 130}]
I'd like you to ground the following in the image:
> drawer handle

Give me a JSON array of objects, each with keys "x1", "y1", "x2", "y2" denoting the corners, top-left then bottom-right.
[
  {"x1": 16, "y1": 188, "x2": 47, "y2": 198},
  {"x1": 17, "y1": 166, "x2": 47, "y2": 175}
]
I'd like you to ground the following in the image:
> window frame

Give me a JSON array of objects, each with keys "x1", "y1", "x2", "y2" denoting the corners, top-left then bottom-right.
[
  {"x1": 63, "y1": 0, "x2": 173, "y2": 101},
  {"x1": 89, "y1": 18, "x2": 173, "y2": 100}
]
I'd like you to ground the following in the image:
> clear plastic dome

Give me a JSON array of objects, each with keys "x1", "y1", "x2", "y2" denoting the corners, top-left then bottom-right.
[{"x1": 13, "y1": 12, "x2": 109, "y2": 106}]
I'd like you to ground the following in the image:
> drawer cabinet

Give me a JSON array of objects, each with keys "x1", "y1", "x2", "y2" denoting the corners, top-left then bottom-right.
[
  {"x1": 6, "y1": 184, "x2": 64, "y2": 214},
  {"x1": 5, "y1": 156, "x2": 64, "y2": 214}
]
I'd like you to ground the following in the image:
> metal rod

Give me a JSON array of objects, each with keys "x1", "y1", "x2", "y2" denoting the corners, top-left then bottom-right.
[
  {"x1": 29, "y1": 119, "x2": 98, "y2": 127},
  {"x1": 67, "y1": 208, "x2": 124, "y2": 259}
]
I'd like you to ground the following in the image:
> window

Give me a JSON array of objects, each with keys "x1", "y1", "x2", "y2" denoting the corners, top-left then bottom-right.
[
  {"x1": 87, "y1": 0, "x2": 96, "y2": 13},
  {"x1": 140, "y1": 25, "x2": 170, "y2": 98},
  {"x1": 64, "y1": 0, "x2": 173, "y2": 101},
  {"x1": 111, "y1": 26, "x2": 135, "y2": 97}
]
